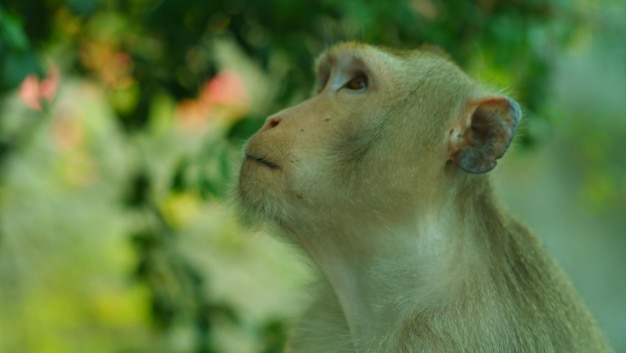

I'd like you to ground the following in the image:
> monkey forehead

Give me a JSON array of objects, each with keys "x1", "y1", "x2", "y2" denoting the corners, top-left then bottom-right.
[
  {"x1": 315, "y1": 42, "x2": 394, "y2": 76},
  {"x1": 316, "y1": 42, "x2": 465, "y2": 82}
]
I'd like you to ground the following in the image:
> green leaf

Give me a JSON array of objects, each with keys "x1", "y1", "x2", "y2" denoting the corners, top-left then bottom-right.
[
  {"x1": 65, "y1": 0, "x2": 99, "y2": 16},
  {"x1": 0, "y1": 50, "x2": 40, "y2": 92},
  {"x1": 123, "y1": 170, "x2": 151, "y2": 208},
  {"x1": 217, "y1": 149, "x2": 231, "y2": 181},
  {"x1": 0, "y1": 11, "x2": 29, "y2": 51},
  {"x1": 227, "y1": 116, "x2": 265, "y2": 143},
  {"x1": 198, "y1": 175, "x2": 218, "y2": 200},
  {"x1": 170, "y1": 157, "x2": 190, "y2": 193}
]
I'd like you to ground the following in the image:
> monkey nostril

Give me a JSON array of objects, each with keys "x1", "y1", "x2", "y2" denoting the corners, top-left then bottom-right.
[
  {"x1": 269, "y1": 118, "x2": 281, "y2": 128},
  {"x1": 262, "y1": 117, "x2": 281, "y2": 131}
]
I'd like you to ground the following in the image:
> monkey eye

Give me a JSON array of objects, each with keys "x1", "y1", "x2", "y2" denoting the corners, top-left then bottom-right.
[{"x1": 343, "y1": 74, "x2": 368, "y2": 91}]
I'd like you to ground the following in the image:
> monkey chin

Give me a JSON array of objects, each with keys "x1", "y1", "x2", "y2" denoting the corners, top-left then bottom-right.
[{"x1": 237, "y1": 158, "x2": 292, "y2": 223}]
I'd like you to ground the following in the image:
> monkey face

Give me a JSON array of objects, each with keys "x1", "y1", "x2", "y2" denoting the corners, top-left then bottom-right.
[
  {"x1": 238, "y1": 44, "x2": 406, "y2": 223},
  {"x1": 238, "y1": 42, "x2": 520, "y2": 226}
]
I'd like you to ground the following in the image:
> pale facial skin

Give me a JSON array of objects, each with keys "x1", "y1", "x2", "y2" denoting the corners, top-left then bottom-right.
[{"x1": 237, "y1": 42, "x2": 612, "y2": 353}]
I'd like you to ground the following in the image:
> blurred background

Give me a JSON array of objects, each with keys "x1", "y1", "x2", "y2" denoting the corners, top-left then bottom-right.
[{"x1": 0, "y1": 0, "x2": 624, "y2": 352}]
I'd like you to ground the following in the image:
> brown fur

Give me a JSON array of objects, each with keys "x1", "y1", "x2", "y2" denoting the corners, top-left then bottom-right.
[{"x1": 237, "y1": 42, "x2": 612, "y2": 353}]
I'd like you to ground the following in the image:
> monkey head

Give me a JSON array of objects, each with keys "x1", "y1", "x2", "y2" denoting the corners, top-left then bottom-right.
[{"x1": 238, "y1": 42, "x2": 521, "y2": 228}]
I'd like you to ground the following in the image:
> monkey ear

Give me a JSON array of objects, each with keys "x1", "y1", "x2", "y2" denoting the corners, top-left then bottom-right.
[{"x1": 449, "y1": 96, "x2": 521, "y2": 174}]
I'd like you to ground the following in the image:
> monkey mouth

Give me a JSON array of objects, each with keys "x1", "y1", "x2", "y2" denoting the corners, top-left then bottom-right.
[{"x1": 245, "y1": 153, "x2": 280, "y2": 170}]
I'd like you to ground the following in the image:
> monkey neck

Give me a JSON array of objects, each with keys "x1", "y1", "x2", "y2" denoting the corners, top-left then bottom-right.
[{"x1": 283, "y1": 176, "x2": 506, "y2": 348}]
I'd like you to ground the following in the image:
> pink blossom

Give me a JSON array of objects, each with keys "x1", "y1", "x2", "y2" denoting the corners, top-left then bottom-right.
[
  {"x1": 18, "y1": 64, "x2": 60, "y2": 111},
  {"x1": 176, "y1": 70, "x2": 251, "y2": 132},
  {"x1": 201, "y1": 70, "x2": 250, "y2": 108}
]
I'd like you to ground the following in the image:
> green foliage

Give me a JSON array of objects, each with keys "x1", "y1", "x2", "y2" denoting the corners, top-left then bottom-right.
[
  {"x1": 1, "y1": 0, "x2": 578, "y2": 139},
  {"x1": 0, "y1": 5, "x2": 41, "y2": 92}
]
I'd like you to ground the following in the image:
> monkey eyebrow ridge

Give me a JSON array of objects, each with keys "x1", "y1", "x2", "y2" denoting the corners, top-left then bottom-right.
[{"x1": 317, "y1": 49, "x2": 371, "y2": 74}]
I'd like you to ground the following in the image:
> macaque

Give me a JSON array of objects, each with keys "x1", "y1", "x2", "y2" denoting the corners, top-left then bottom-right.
[{"x1": 237, "y1": 42, "x2": 612, "y2": 353}]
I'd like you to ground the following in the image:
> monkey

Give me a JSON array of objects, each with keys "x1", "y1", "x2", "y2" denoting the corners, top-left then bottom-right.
[{"x1": 237, "y1": 42, "x2": 613, "y2": 353}]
